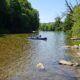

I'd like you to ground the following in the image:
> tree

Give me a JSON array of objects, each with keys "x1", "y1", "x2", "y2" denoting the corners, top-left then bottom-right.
[
  {"x1": 72, "y1": 5, "x2": 80, "y2": 37},
  {"x1": 0, "y1": 0, "x2": 39, "y2": 33},
  {"x1": 0, "y1": 0, "x2": 8, "y2": 33},
  {"x1": 53, "y1": 17, "x2": 62, "y2": 31},
  {"x1": 63, "y1": 14, "x2": 73, "y2": 32},
  {"x1": 65, "y1": 0, "x2": 73, "y2": 13},
  {"x1": 62, "y1": 0, "x2": 74, "y2": 32},
  {"x1": 8, "y1": 0, "x2": 22, "y2": 32}
]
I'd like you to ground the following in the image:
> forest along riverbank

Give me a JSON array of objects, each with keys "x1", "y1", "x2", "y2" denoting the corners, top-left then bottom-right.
[{"x1": 0, "y1": 32, "x2": 80, "y2": 80}]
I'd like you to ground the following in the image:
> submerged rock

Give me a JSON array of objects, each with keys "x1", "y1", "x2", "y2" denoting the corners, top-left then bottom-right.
[
  {"x1": 59, "y1": 60, "x2": 79, "y2": 67},
  {"x1": 59, "y1": 60, "x2": 73, "y2": 66},
  {"x1": 77, "y1": 52, "x2": 80, "y2": 56},
  {"x1": 71, "y1": 37, "x2": 80, "y2": 40},
  {"x1": 64, "y1": 44, "x2": 80, "y2": 49},
  {"x1": 36, "y1": 63, "x2": 45, "y2": 70},
  {"x1": 64, "y1": 45, "x2": 71, "y2": 48},
  {"x1": 71, "y1": 45, "x2": 79, "y2": 49}
]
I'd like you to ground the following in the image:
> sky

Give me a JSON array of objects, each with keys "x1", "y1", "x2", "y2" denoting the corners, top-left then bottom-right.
[{"x1": 29, "y1": 0, "x2": 76, "y2": 23}]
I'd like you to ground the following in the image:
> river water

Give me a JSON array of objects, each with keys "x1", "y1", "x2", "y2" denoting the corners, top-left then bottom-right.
[{"x1": 0, "y1": 31, "x2": 79, "y2": 80}]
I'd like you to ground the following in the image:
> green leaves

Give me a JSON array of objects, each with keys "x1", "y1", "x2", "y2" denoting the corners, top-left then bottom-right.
[
  {"x1": 0, "y1": 0, "x2": 39, "y2": 33},
  {"x1": 72, "y1": 5, "x2": 80, "y2": 22},
  {"x1": 39, "y1": 17, "x2": 62, "y2": 31},
  {"x1": 53, "y1": 17, "x2": 62, "y2": 31},
  {"x1": 72, "y1": 5, "x2": 80, "y2": 37},
  {"x1": 63, "y1": 14, "x2": 73, "y2": 32}
]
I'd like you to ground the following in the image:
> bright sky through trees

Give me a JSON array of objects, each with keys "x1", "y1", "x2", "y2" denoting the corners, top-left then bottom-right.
[{"x1": 29, "y1": 0, "x2": 76, "y2": 23}]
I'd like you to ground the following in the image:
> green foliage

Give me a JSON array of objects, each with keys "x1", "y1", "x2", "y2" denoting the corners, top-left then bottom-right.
[
  {"x1": 62, "y1": 1, "x2": 80, "y2": 38},
  {"x1": 0, "y1": 0, "x2": 8, "y2": 33},
  {"x1": 0, "y1": 0, "x2": 39, "y2": 33},
  {"x1": 72, "y1": 21, "x2": 80, "y2": 37},
  {"x1": 39, "y1": 23, "x2": 53, "y2": 31},
  {"x1": 39, "y1": 17, "x2": 63, "y2": 31},
  {"x1": 72, "y1": 5, "x2": 80, "y2": 37},
  {"x1": 72, "y1": 5, "x2": 80, "y2": 22},
  {"x1": 53, "y1": 17, "x2": 63, "y2": 31},
  {"x1": 71, "y1": 5, "x2": 80, "y2": 37},
  {"x1": 62, "y1": 14, "x2": 73, "y2": 32}
]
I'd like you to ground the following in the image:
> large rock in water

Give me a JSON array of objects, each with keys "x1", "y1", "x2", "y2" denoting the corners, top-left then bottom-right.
[
  {"x1": 59, "y1": 60, "x2": 79, "y2": 67},
  {"x1": 59, "y1": 60, "x2": 73, "y2": 66},
  {"x1": 36, "y1": 63, "x2": 45, "y2": 70}
]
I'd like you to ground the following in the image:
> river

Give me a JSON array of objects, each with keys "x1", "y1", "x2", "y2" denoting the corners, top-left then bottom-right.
[{"x1": 0, "y1": 31, "x2": 80, "y2": 80}]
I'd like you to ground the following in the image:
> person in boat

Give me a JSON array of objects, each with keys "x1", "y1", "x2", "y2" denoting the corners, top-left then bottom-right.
[
  {"x1": 36, "y1": 35, "x2": 42, "y2": 38},
  {"x1": 39, "y1": 35, "x2": 41, "y2": 37}
]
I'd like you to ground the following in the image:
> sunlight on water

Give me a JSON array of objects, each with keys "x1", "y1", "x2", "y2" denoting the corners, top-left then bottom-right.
[{"x1": 0, "y1": 32, "x2": 79, "y2": 80}]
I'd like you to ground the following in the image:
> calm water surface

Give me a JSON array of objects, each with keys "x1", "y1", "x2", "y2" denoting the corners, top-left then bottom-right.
[{"x1": 0, "y1": 31, "x2": 78, "y2": 80}]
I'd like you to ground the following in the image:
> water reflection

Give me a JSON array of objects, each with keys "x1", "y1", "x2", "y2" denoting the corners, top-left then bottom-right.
[{"x1": 0, "y1": 31, "x2": 78, "y2": 80}]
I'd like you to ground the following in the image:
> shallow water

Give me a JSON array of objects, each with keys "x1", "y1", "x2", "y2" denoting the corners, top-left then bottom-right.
[{"x1": 0, "y1": 32, "x2": 79, "y2": 80}]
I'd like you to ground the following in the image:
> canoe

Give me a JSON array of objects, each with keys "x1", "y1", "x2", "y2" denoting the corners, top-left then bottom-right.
[{"x1": 28, "y1": 37, "x2": 47, "y2": 40}]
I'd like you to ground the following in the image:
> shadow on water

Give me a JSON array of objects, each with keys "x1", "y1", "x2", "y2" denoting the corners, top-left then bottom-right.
[{"x1": 0, "y1": 34, "x2": 6, "y2": 37}]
